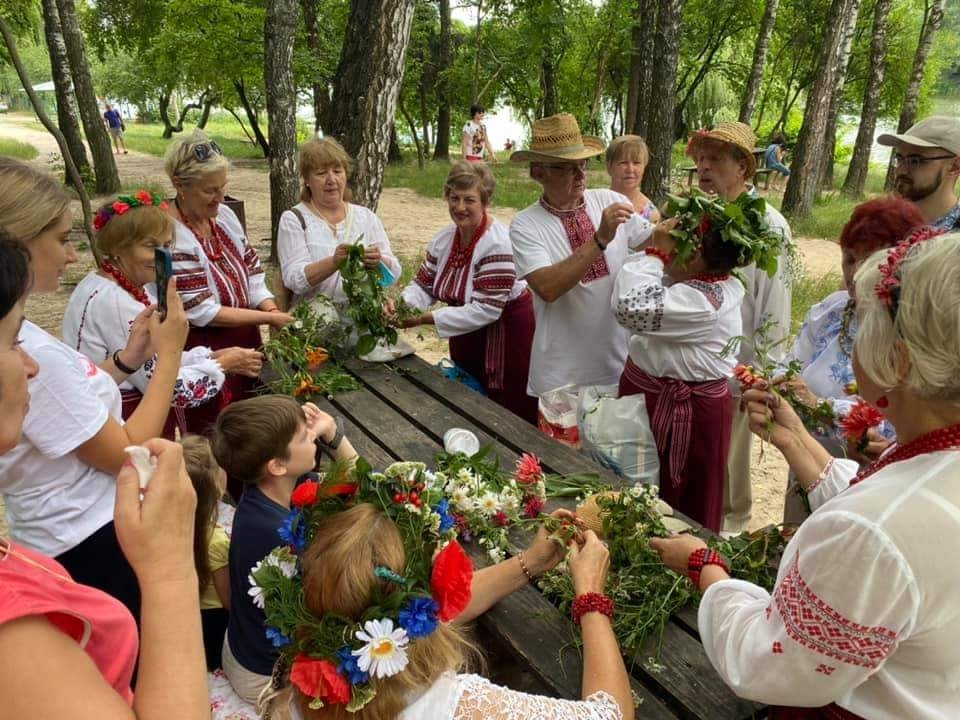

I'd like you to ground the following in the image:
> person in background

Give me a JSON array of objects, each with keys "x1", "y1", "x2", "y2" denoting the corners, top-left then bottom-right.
[
  {"x1": 0, "y1": 239, "x2": 209, "y2": 720},
  {"x1": 764, "y1": 133, "x2": 790, "y2": 191},
  {"x1": 686, "y1": 122, "x2": 795, "y2": 536},
  {"x1": 462, "y1": 104, "x2": 498, "y2": 163},
  {"x1": 395, "y1": 161, "x2": 537, "y2": 424},
  {"x1": 878, "y1": 116, "x2": 960, "y2": 232},
  {"x1": 103, "y1": 103, "x2": 128, "y2": 155},
  {"x1": 509, "y1": 113, "x2": 653, "y2": 401},
  {"x1": 606, "y1": 134, "x2": 660, "y2": 222}
]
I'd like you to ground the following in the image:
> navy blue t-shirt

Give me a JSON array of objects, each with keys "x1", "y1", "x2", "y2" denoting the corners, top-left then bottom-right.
[
  {"x1": 103, "y1": 108, "x2": 122, "y2": 129},
  {"x1": 226, "y1": 486, "x2": 288, "y2": 675}
]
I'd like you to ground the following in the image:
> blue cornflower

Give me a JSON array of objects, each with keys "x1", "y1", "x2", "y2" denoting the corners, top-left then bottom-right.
[
  {"x1": 278, "y1": 508, "x2": 307, "y2": 552},
  {"x1": 336, "y1": 645, "x2": 370, "y2": 684},
  {"x1": 433, "y1": 498, "x2": 456, "y2": 533},
  {"x1": 398, "y1": 596, "x2": 439, "y2": 639},
  {"x1": 265, "y1": 626, "x2": 292, "y2": 648}
]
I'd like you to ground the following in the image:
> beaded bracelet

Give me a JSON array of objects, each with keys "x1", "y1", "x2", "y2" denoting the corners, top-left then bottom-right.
[
  {"x1": 593, "y1": 233, "x2": 607, "y2": 252},
  {"x1": 643, "y1": 246, "x2": 672, "y2": 265},
  {"x1": 686, "y1": 547, "x2": 730, "y2": 590},
  {"x1": 516, "y1": 551, "x2": 536, "y2": 583},
  {"x1": 571, "y1": 592, "x2": 614, "y2": 625},
  {"x1": 112, "y1": 349, "x2": 140, "y2": 375}
]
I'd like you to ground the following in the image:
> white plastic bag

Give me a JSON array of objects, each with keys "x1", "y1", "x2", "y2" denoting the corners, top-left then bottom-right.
[
  {"x1": 537, "y1": 385, "x2": 581, "y2": 449},
  {"x1": 578, "y1": 385, "x2": 660, "y2": 485}
]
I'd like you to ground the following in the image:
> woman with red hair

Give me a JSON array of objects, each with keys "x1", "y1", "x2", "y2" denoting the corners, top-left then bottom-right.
[{"x1": 776, "y1": 198, "x2": 925, "y2": 517}]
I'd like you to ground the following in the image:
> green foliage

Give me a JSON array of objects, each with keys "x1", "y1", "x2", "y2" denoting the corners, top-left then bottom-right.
[
  {"x1": 117, "y1": 117, "x2": 266, "y2": 160},
  {"x1": 0, "y1": 136, "x2": 37, "y2": 159},
  {"x1": 790, "y1": 271, "x2": 843, "y2": 335}
]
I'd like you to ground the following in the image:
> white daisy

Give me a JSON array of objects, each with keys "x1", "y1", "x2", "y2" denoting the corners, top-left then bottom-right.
[
  {"x1": 456, "y1": 468, "x2": 474, "y2": 485},
  {"x1": 403, "y1": 502, "x2": 422, "y2": 515},
  {"x1": 352, "y1": 618, "x2": 410, "y2": 678},
  {"x1": 478, "y1": 491, "x2": 500, "y2": 515},
  {"x1": 266, "y1": 550, "x2": 297, "y2": 579},
  {"x1": 451, "y1": 485, "x2": 473, "y2": 511},
  {"x1": 247, "y1": 563, "x2": 266, "y2": 609},
  {"x1": 500, "y1": 491, "x2": 519, "y2": 512}
]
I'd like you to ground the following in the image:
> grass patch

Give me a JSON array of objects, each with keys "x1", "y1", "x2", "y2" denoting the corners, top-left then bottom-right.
[
  {"x1": 790, "y1": 271, "x2": 843, "y2": 335},
  {"x1": 122, "y1": 117, "x2": 266, "y2": 161},
  {"x1": 0, "y1": 137, "x2": 39, "y2": 160}
]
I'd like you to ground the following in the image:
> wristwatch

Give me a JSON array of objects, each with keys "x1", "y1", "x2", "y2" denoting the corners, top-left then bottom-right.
[
  {"x1": 316, "y1": 415, "x2": 345, "y2": 455},
  {"x1": 687, "y1": 547, "x2": 730, "y2": 589}
]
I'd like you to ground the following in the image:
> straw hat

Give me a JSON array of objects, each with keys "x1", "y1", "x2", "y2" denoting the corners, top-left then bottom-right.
[
  {"x1": 510, "y1": 113, "x2": 605, "y2": 163},
  {"x1": 686, "y1": 121, "x2": 758, "y2": 178}
]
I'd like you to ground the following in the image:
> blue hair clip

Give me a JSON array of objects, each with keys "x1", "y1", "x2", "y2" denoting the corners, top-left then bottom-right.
[{"x1": 375, "y1": 565, "x2": 409, "y2": 586}]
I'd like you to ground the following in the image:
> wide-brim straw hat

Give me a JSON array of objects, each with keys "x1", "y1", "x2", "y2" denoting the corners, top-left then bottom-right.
[
  {"x1": 686, "y1": 121, "x2": 757, "y2": 178},
  {"x1": 510, "y1": 113, "x2": 605, "y2": 163}
]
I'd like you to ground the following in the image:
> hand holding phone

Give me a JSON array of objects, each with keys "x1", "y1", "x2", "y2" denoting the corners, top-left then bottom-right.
[{"x1": 154, "y1": 247, "x2": 173, "y2": 321}]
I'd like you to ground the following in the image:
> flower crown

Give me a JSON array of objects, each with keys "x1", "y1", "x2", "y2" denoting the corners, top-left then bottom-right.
[
  {"x1": 253, "y1": 459, "x2": 474, "y2": 712},
  {"x1": 93, "y1": 189, "x2": 169, "y2": 231},
  {"x1": 874, "y1": 225, "x2": 943, "y2": 320}
]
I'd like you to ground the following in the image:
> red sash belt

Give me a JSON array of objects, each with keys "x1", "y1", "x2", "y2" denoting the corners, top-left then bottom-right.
[
  {"x1": 484, "y1": 290, "x2": 531, "y2": 391},
  {"x1": 621, "y1": 357, "x2": 729, "y2": 488}
]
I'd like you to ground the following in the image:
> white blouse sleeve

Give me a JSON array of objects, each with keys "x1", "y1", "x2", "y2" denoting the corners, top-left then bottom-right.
[
  {"x1": 452, "y1": 674, "x2": 623, "y2": 720},
  {"x1": 277, "y1": 209, "x2": 314, "y2": 296},
  {"x1": 806, "y1": 457, "x2": 859, "y2": 509},
  {"x1": 402, "y1": 249, "x2": 440, "y2": 312},
  {"x1": 134, "y1": 347, "x2": 226, "y2": 409},
  {"x1": 356, "y1": 207, "x2": 401, "y2": 287},
  {"x1": 612, "y1": 255, "x2": 725, "y2": 341},
  {"x1": 218, "y1": 206, "x2": 272, "y2": 308},
  {"x1": 698, "y1": 510, "x2": 918, "y2": 707}
]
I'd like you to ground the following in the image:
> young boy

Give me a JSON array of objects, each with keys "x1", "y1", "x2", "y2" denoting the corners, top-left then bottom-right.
[
  {"x1": 612, "y1": 222, "x2": 746, "y2": 533},
  {"x1": 211, "y1": 395, "x2": 357, "y2": 703}
]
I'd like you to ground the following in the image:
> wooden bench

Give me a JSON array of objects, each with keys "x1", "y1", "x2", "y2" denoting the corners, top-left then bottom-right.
[{"x1": 302, "y1": 354, "x2": 765, "y2": 719}]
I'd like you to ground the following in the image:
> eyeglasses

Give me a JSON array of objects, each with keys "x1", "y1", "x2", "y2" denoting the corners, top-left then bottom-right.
[
  {"x1": 193, "y1": 141, "x2": 224, "y2": 162},
  {"x1": 539, "y1": 161, "x2": 588, "y2": 175},
  {"x1": 892, "y1": 153, "x2": 956, "y2": 169}
]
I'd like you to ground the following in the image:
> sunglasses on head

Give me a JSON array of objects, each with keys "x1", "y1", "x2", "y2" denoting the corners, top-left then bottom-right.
[{"x1": 193, "y1": 141, "x2": 223, "y2": 162}]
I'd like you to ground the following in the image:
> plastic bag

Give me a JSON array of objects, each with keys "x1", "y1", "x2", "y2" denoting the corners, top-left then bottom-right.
[
  {"x1": 537, "y1": 385, "x2": 580, "y2": 449},
  {"x1": 578, "y1": 385, "x2": 659, "y2": 485},
  {"x1": 436, "y1": 359, "x2": 486, "y2": 395}
]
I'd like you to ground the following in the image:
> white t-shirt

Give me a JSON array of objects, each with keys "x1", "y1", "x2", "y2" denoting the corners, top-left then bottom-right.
[
  {"x1": 0, "y1": 322, "x2": 119, "y2": 556},
  {"x1": 277, "y1": 202, "x2": 401, "y2": 306},
  {"x1": 63, "y1": 273, "x2": 226, "y2": 407},
  {"x1": 613, "y1": 255, "x2": 744, "y2": 381},
  {"x1": 510, "y1": 189, "x2": 653, "y2": 396}
]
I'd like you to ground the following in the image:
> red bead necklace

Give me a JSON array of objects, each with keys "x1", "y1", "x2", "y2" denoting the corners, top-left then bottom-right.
[
  {"x1": 100, "y1": 260, "x2": 150, "y2": 306},
  {"x1": 177, "y1": 205, "x2": 226, "y2": 261},
  {"x1": 852, "y1": 422, "x2": 960, "y2": 485},
  {"x1": 689, "y1": 271, "x2": 731, "y2": 283}
]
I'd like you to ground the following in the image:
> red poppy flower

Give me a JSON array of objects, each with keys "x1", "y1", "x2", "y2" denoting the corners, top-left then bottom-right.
[
  {"x1": 430, "y1": 541, "x2": 473, "y2": 622},
  {"x1": 291, "y1": 481, "x2": 319, "y2": 507},
  {"x1": 290, "y1": 654, "x2": 351, "y2": 705},
  {"x1": 320, "y1": 482, "x2": 358, "y2": 498},
  {"x1": 112, "y1": 201, "x2": 131, "y2": 215}
]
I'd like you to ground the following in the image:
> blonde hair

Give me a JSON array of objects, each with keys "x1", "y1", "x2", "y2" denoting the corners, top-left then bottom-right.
[
  {"x1": 290, "y1": 503, "x2": 477, "y2": 720},
  {"x1": 299, "y1": 137, "x2": 353, "y2": 203},
  {"x1": 0, "y1": 157, "x2": 71, "y2": 244},
  {"x1": 164, "y1": 129, "x2": 230, "y2": 185},
  {"x1": 443, "y1": 160, "x2": 495, "y2": 205},
  {"x1": 95, "y1": 203, "x2": 175, "y2": 259},
  {"x1": 180, "y1": 434, "x2": 223, "y2": 592},
  {"x1": 606, "y1": 134, "x2": 649, "y2": 167},
  {"x1": 854, "y1": 231, "x2": 960, "y2": 402}
]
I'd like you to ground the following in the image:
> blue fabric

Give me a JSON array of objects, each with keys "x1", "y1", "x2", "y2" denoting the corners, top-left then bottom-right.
[
  {"x1": 436, "y1": 359, "x2": 486, "y2": 395},
  {"x1": 765, "y1": 144, "x2": 790, "y2": 175},
  {"x1": 226, "y1": 486, "x2": 289, "y2": 675},
  {"x1": 103, "y1": 109, "x2": 122, "y2": 129}
]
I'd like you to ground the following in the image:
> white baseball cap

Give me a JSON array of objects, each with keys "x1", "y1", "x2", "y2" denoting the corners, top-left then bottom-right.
[{"x1": 877, "y1": 116, "x2": 960, "y2": 156}]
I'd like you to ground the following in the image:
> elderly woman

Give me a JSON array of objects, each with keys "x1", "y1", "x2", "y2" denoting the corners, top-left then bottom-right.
[
  {"x1": 0, "y1": 158, "x2": 188, "y2": 620},
  {"x1": 165, "y1": 130, "x2": 292, "y2": 440},
  {"x1": 652, "y1": 229, "x2": 960, "y2": 719},
  {"x1": 396, "y1": 161, "x2": 537, "y2": 423},
  {"x1": 606, "y1": 134, "x2": 660, "y2": 222},
  {"x1": 277, "y1": 137, "x2": 401, "y2": 311},
  {"x1": 64, "y1": 194, "x2": 263, "y2": 438}
]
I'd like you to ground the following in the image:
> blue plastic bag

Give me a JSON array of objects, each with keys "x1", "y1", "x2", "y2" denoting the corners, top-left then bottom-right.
[{"x1": 435, "y1": 359, "x2": 486, "y2": 395}]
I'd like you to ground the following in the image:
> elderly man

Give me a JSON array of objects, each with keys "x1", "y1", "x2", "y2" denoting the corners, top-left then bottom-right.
[
  {"x1": 509, "y1": 113, "x2": 652, "y2": 400},
  {"x1": 879, "y1": 116, "x2": 960, "y2": 231},
  {"x1": 687, "y1": 122, "x2": 795, "y2": 534}
]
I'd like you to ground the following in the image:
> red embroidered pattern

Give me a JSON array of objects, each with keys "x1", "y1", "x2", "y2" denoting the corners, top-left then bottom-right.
[
  {"x1": 816, "y1": 664, "x2": 836, "y2": 676},
  {"x1": 182, "y1": 291, "x2": 214, "y2": 311},
  {"x1": 414, "y1": 252, "x2": 439, "y2": 296},
  {"x1": 539, "y1": 198, "x2": 609, "y2": 283},
  {"x1": 774, "y1": 556, "x2": 897, "y2": 669},
  {"x1": 772, "y1": 641, "x2": 783, "y2": 654}
]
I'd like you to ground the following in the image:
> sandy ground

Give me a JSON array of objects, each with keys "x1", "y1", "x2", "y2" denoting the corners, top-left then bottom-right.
[{"x1": 1, "y1": 114, "x2": 843, "y2": 531}]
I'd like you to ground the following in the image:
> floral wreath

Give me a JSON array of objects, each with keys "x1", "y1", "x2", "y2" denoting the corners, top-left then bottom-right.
[
  {"x1": 93, "y1": 189, "x2": 169, "y2": 231},
  {"x1": 874, "y1": 225, "x2": 943, "y2": 320},
  {"x1": 251, "y1": 458, "x2": 475, "y2": 712}
]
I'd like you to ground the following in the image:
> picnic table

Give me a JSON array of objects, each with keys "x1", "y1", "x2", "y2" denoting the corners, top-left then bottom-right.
[{"x1": 310, "y1": 353, "x2": 765, "y2": 720}]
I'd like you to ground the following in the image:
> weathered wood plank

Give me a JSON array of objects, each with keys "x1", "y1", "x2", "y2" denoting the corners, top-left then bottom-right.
[{"x1": 312, "y1": 397, "x2": 397, "y2": 468}]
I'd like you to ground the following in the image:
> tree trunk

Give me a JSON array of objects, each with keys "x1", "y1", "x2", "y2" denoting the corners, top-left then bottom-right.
[
  {"x1": 641, "y1": 0, "x2": 683, "y2": 204},
  {"x1": 0, "y1": 17, "x2": 95, "y2": 256},
  {"x1": 159, "y1": 89, "x2": 177, "y2": 138},
  {"x1": 781, "y1": 0, "x2": 861, "y2": 218},
  {"x1": 883, "y1": 0, "x2": 946, "y2": 190},
  {"x1": 265, "y1": 0, "x2": 300, "y2": 262},
  {"x1": 739, "y1": 0, "x2": 781, "y2": 123},
  {"x1": 472, "y1": 0, "x2": 483, "y2": 100},
  {"x1": 400, "y1": 95, "x2": 424, "y2": 168},
  {"x1": 627, "y1": 0, "x2": 657, "y2": 137},
  {"x1": 40, "y1": 0, "x2": 91, "y2": 187},
  {"x1": 432, "y1": 0, "x2": 451, "y2": 161},
  {"x1": 198, "y1": 93, "x2": 214, "y2": 129},
  {"x1": 301, "y1": 0, "x2": 325, "y2": 133},
  {"x1": 325, "y1": 0, "x2": 418, "y2": 209},
  {"x1": 56, "y1": 0, "x2": 119, "y2": 195},
  {"x1": 233, "y1": 78, "x2": 270, "y2": 158},
  {"x1": 389, "y1": 124, "x2": 403, "y2": 163},
  {"x1": 819, "y1": 4, "x2": 859, "y2": 190},
  {"x1": 541, "y1": 53, "x2": 559, "y2": 117},
  {"x1": 842, "y1": 0, "x2": 893, "y2": 197}
]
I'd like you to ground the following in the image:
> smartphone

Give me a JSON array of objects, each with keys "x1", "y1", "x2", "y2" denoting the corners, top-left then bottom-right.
[{"x1": 154, "y1": 247, "x2": 173, "y2": 321}]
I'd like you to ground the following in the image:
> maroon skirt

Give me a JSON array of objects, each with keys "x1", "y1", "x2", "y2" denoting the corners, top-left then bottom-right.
[
  {"x1": 449, "y1": 290, "x2": 537, "y2": 425},
  {"x1": 768, "y1": 705, "x2": 865, "y2": 719}
]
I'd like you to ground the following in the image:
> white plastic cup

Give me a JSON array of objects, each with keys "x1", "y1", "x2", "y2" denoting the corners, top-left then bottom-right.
[{"x1": 443, "y1": 428, "x2": 480, "y2": 456}]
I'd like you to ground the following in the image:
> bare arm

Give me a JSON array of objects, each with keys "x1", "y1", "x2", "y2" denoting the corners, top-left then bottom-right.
[
  {"x1": 212, "y1": 566, "x2": 231, "y2": 611},
  {"x1": 209, "y1": 305, "x2": 291, "y2": 329}
]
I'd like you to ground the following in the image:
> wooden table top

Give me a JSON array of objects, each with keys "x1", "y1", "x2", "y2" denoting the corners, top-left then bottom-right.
[{"x1": 313, "y1": 354, "x2": 763, "y2": 720}]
